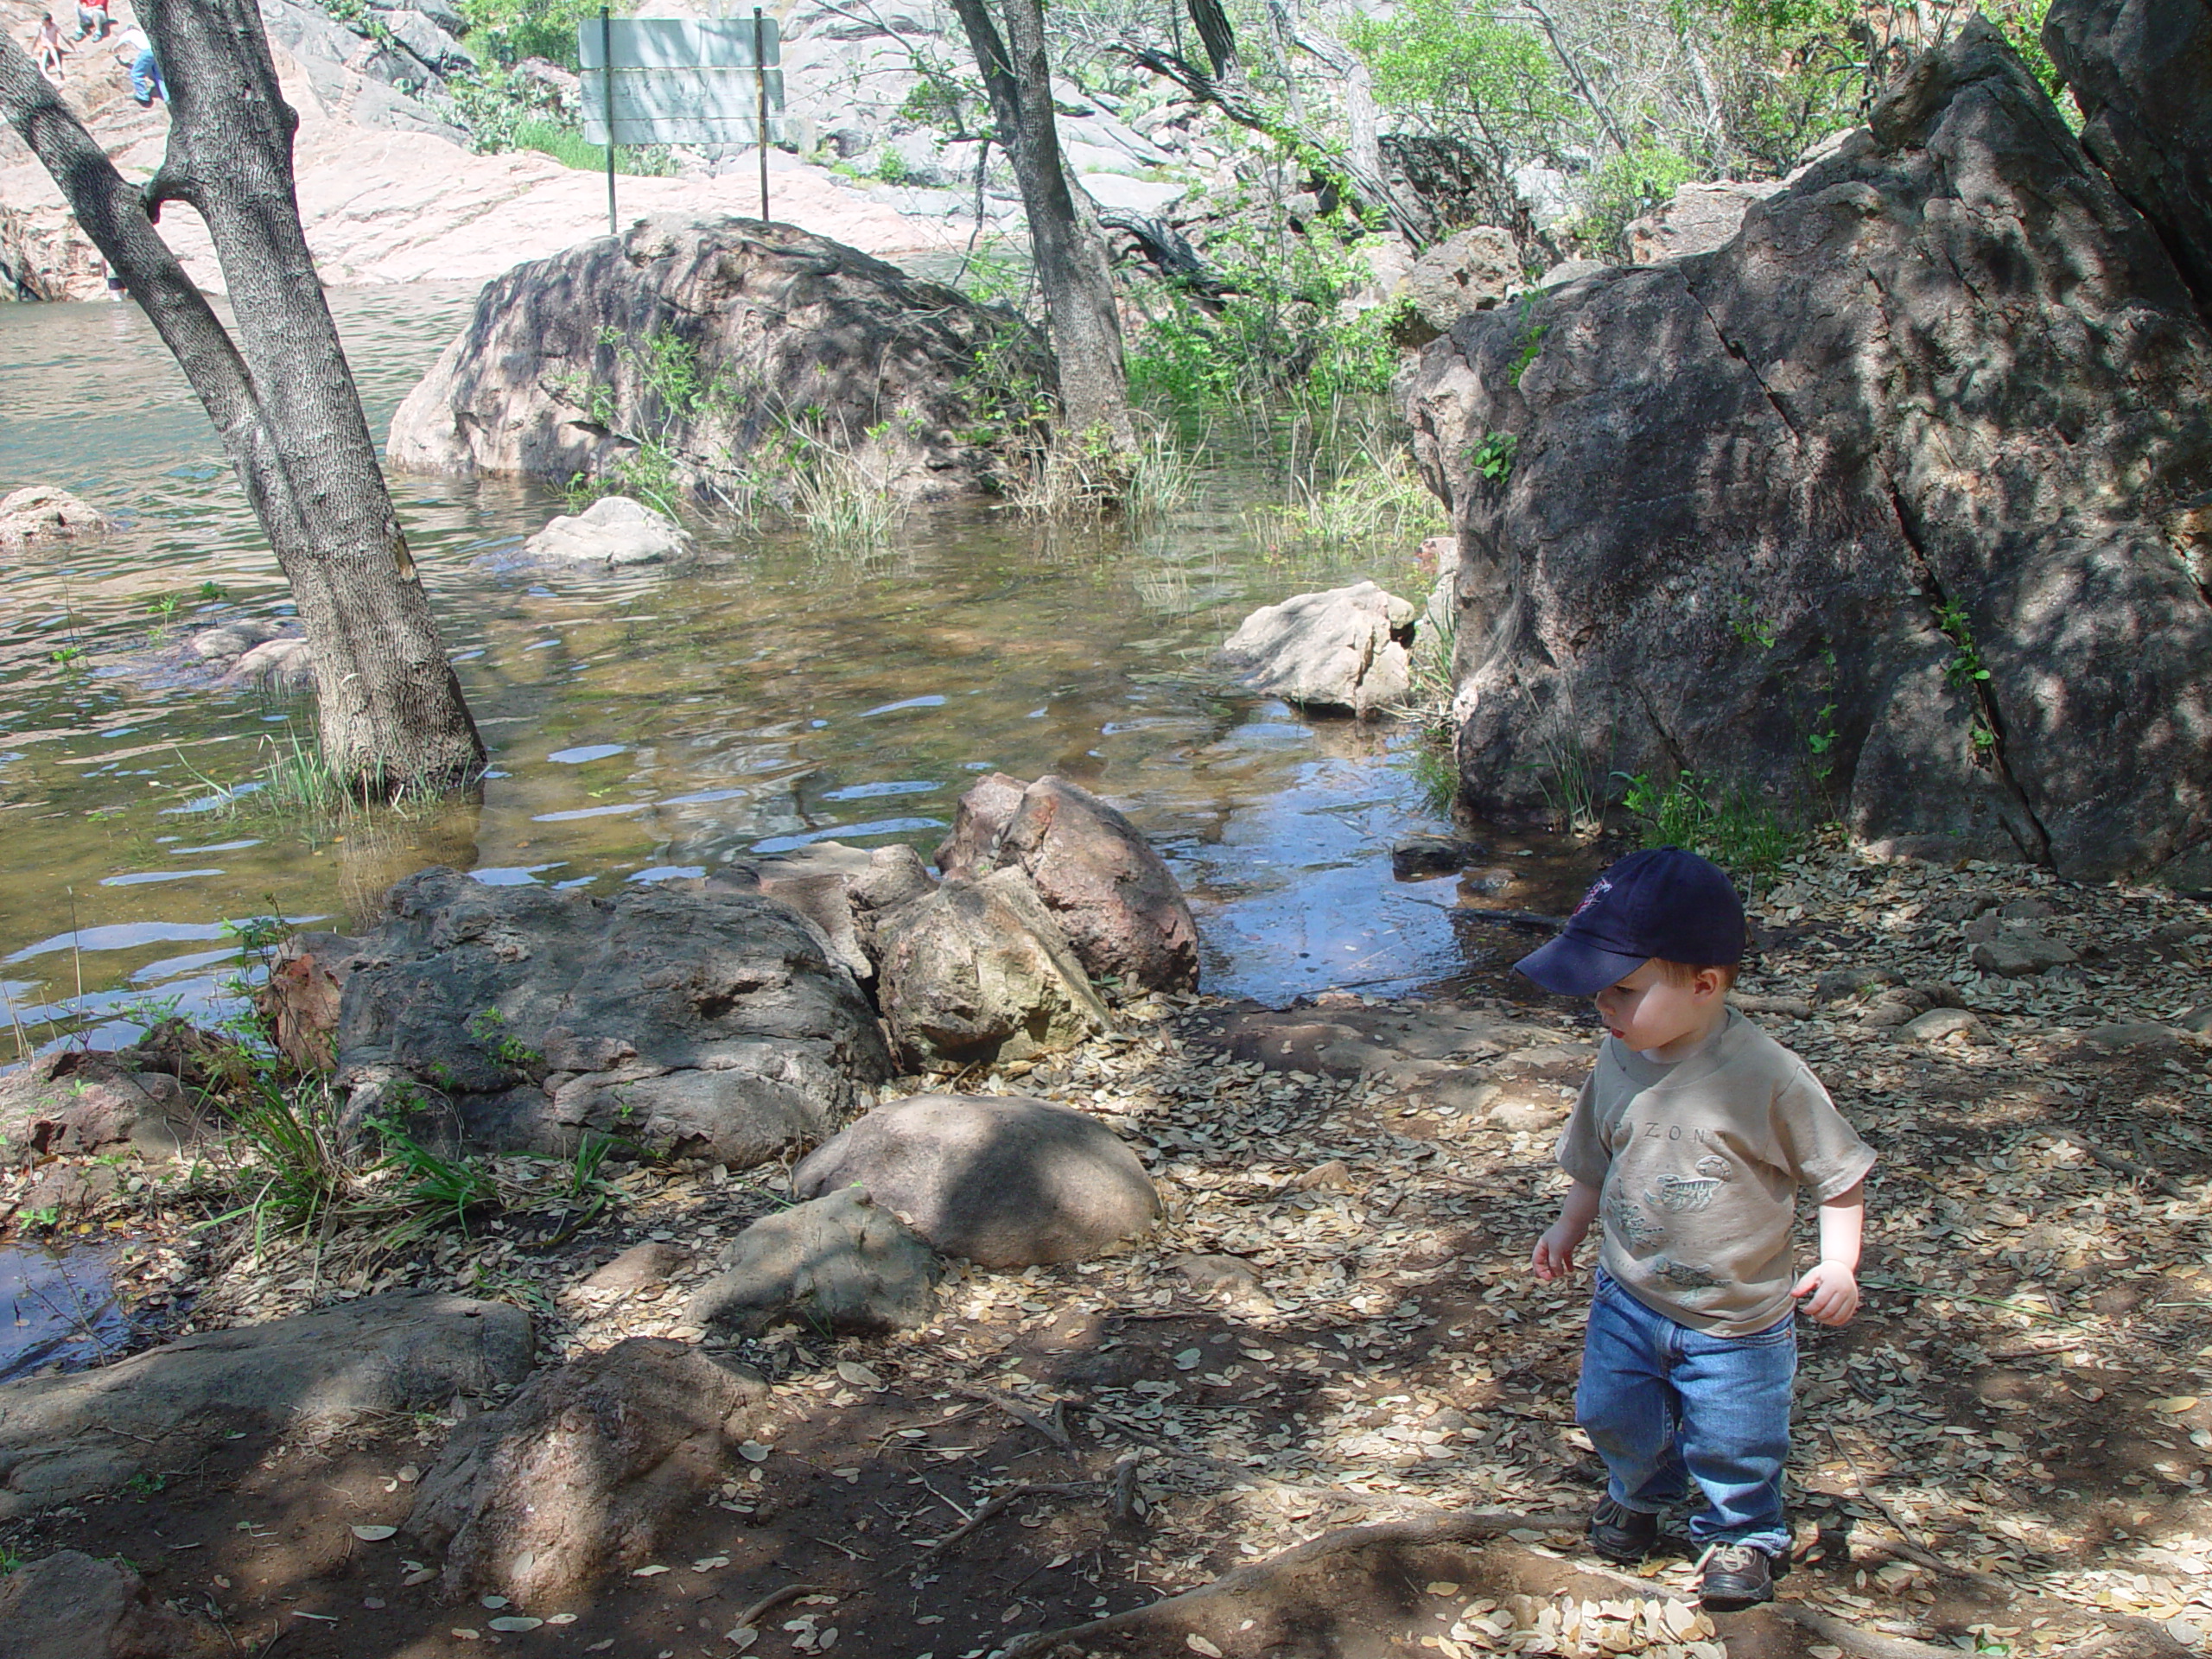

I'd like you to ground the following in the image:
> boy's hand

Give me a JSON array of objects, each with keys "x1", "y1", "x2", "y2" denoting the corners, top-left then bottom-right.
[
  {"x1": 1530, "y1": 1221, "x2": 1583, "y2": 1282},
  {"x1": 1791, "y1": 1261, "x2": 1859, "y2": 1325}
]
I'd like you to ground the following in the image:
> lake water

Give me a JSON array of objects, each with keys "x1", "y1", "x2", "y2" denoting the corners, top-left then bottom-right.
[{"x1": 0, "y1": 283, "x2": 1587, "y2": 1058}]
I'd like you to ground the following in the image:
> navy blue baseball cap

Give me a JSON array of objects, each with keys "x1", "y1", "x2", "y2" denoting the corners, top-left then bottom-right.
[{"x1": 1514, "y1": 847, "x2": 1745, "y2": 996}]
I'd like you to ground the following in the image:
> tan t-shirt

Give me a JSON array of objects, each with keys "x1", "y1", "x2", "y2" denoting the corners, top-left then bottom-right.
[{"x1": 1556, "y1": 1008, "x2": 1875, "y2": 1337}]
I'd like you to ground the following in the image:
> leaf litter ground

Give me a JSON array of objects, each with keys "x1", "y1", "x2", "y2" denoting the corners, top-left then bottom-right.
[{"x1": 4, "y1": 842, "x2": 2211, "y2": 1659}]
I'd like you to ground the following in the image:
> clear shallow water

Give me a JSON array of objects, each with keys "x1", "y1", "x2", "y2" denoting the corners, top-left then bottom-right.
[
  {"x1": 0, "y1": 1239, "x2": 130, "y2": 1381},
  {"x1": 0, "y1": 283, "x2": 1551, "y2": 1050}
]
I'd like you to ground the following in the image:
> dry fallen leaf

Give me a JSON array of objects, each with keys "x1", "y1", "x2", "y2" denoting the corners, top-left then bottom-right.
[
  {"x1": 835, "y1": 1359, "x2": 881, "y2": 1389},
  {"x1": 489, "y1": 1617, "x2": 543, "y2": 1632},
  {"x1": 348, "y1": 1524, "x2": 397, "y2": 1541},
  {"x1": 1186, "y1": 1637, "x2": 1224, "y2": 1658}
]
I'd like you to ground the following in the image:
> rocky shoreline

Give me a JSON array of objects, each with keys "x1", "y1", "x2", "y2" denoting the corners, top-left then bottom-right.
[{"x1": 3, "y1": 830, "x2": 2210, "y2": 1656}]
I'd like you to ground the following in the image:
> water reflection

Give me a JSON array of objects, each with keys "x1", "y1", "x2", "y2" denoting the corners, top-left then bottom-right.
[
  {"x1": 0, "y1": 283, "x2": 1518, "y2": 1038},
  {"x1": 0, "y1": 1242, "x2": 130, "y2": 1382}
]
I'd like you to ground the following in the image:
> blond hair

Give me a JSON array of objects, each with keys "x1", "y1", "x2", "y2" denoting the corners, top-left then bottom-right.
[{"x1": 1651, "y1": 958, "x2": 1740, "y2": 991}]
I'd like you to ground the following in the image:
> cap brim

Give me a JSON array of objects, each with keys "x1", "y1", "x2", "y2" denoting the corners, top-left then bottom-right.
[{"x1": 1513, "y1": 932, "x2": 1649, "y2": 998}]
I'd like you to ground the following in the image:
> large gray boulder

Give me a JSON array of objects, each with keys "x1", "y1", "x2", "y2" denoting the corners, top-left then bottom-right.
[
  {"x1": 793, "y1": 1093, "x2": 1160, "y2": 1267},
  {"x1": 936, "y1": 773, "x2": 1199, "y2": 993},
  {"x1": 1403, "y1": 22, "x2": 2212, "y2": 880},
  {"x1": 2045, "y1": 0, "x2": 2212, "y2": 316},
  {"x1": 334, "y1": 868, "x2": 893, "y2": 1163},
  {"x1": 408, "y1": 1338, "x2": 768, "y2": 1605},
  {"x1": 0, "y1": 1293, "x2": 531, "y2": 1520},
  {"x1": 715, "y1": 840, "x2": 938, "y2": 988},
  {"x1": 684, "y1": 1185, "x2": 942, "y2": 1335},
  {"x1": 874, "y1": 868, "x2": 1110, "y2": 1068},
  {"x1": 1218, "y1": 581, "x2": 1418, "y2": 720},
  {"x1": 0, "y1": 1550, "x2": 225, "y2": 1659},
  {"x1": 389, "y1": 215, "x2": 1052, "y2": 505}
]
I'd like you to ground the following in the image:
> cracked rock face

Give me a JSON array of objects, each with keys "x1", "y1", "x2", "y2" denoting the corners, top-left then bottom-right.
[
  {"x1": 334, "y1": 868, "x2": 892, "y2": 1165},
  {"x1": 1403, "y1": 21, "x2": 2212, "y2": 880}
]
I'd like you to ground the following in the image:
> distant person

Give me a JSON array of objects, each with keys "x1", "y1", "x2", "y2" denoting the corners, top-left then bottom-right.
[
  {"x1": 114, "y1": 23, "x2": 162, "y2": 106},
  {"x1": 32, "y1": 13, "x2": 68, "y2": 86},
  {"x1": 69, "y1": 0, "x2": 111, "y2": 44}
]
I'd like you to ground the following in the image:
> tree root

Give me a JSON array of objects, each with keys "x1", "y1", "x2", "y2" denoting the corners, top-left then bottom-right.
[{"x1": 997, "y1": 1506, "x2": 1586, "y2": 1658}]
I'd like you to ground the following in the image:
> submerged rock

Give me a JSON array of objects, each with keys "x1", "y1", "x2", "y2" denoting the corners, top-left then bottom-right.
[
  {"x1": 409, "y1": 1338, "x2": 768, "y2": 1605},
  {"x1": 389, "y1": 214, "x2": 1051, "y2": 504},
  {"x1": 0, "y1": 1292, "x2": 531, "y2": 1520},
  {"x1": 1403, "y1": 22, "x2": 2212, "y2": 880},
  {"x1": 519, "y1": 494, "x2": 695, "y2": 567},
  {"x1": 0, "y1": 486, "x2": 106, "y2": 549},
  {"x1": 684, "y1": 1185, "x2": 941, "y2": 1335},
  {"x1": 173, "y1": 618, "x2": 318, "y2": 693},
  {"x1": 936, "y1": 773, "x2": 1199, "y2": 993},
  {"x1": 1218, "y1": 581, "x2": 1417, "y2": 719},
  {"x1": 793, "y1": 1093, "x2": 1160, "y2": 1267},
  {"x1": 334, "y1": 868, "x2": 893, "y2": 1163}
]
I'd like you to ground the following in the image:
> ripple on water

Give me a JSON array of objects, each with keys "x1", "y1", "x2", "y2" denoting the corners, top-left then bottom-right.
[{"x1": 0, "y1": 284, "x2": 1594, "y2": 1026}]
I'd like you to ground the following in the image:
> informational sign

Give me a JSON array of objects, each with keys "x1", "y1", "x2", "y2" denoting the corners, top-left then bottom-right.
[{"x1": 578, "y1": 16, "x2": 785, "y2": 146}]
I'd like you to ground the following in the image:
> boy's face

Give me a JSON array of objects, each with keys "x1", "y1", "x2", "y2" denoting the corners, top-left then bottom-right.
[{"x1": 1592, "y1": 960, "x2": 1726, "y2": 1056}]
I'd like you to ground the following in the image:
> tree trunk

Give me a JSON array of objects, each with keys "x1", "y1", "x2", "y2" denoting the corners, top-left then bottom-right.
[
  {"x1": 1185, "y1": 0, "x2": 1239, "y2": 82},
  {"x1": 0, "y1": 3, "x2": 484, "y2": 795},
  {"x1": 949, "y1": 0, "x2": 1135, "y2": 455}
]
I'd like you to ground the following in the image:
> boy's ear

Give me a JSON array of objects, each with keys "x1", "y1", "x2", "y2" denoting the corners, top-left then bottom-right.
[{"x1": 1696, "y1": 967, "x2": 1729, "y2": 999}]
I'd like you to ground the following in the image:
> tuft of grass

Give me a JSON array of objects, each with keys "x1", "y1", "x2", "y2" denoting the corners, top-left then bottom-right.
[
  {"x1": 791, "y1": 448, "x2": 901, "y2": 552},
  {"x1": 1404, "y1": 741, "x2": 1459, "y2": 815},
  {"x1": 1261, "y1": 439, "x2": 1446, "y2": 552},
  {"x1": 1618, "y1": 769, "x2": 1803, "y2": 875}
]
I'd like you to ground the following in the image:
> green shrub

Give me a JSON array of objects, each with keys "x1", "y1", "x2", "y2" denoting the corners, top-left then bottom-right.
[
  {"x1": 1128, "y1": 207, "x2": 1407, "y2": 410},
  {"x1": 459, "y1": 0, "x2": 614, "y2": 68},
  {"x1": 1618, "y1": 769, "x2": 1802, "y2": 874},
  {"x1": 1580, "y1": 143, "x2": 1697, "y2": 259}
]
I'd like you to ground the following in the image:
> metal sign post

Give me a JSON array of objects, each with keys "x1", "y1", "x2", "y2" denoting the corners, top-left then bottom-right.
[
  {"x1": 580, "y1": 16, "x2": 785, "y2": 222},
  {"x1": 753, "y1": 8, "x2": 769, "y2": 222},
  {"x1": 601, "y1": 6, "x2": 617, "y2": 235}
]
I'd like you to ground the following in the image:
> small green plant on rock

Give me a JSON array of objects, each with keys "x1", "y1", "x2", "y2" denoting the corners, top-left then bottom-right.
[
  {"x1": 1467, "y1": 431, "x2": 1519, "y2": 483},
  {"x1": 1618, "y1": 769, "x2": 1802, "y2": 875},
  {"x1": 467, "y1": 1007, "x2": 543, "y2": 1072}
]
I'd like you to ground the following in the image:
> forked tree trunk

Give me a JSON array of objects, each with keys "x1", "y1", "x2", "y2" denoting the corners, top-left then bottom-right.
[
  {"x1": 949, "y1": 0, "x2": 1135, "y2": 456},
  {"x1": 0, "y1": 3, "x2": 484, "y2": 794}
]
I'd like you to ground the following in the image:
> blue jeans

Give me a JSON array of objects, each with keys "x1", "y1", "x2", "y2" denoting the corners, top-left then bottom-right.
[
  {"x1": 1574, "y1": 1268, "x2": 1795, "y2": 1554},
  {"x1": 130, "y1": 49, "x2": 164, "y2": 105}
]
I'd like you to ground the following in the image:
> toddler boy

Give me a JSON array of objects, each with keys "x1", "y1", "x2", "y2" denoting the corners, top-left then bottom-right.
[{"x1": 1518, "y1": 847, "x2": 1873, "y2": 1611}]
